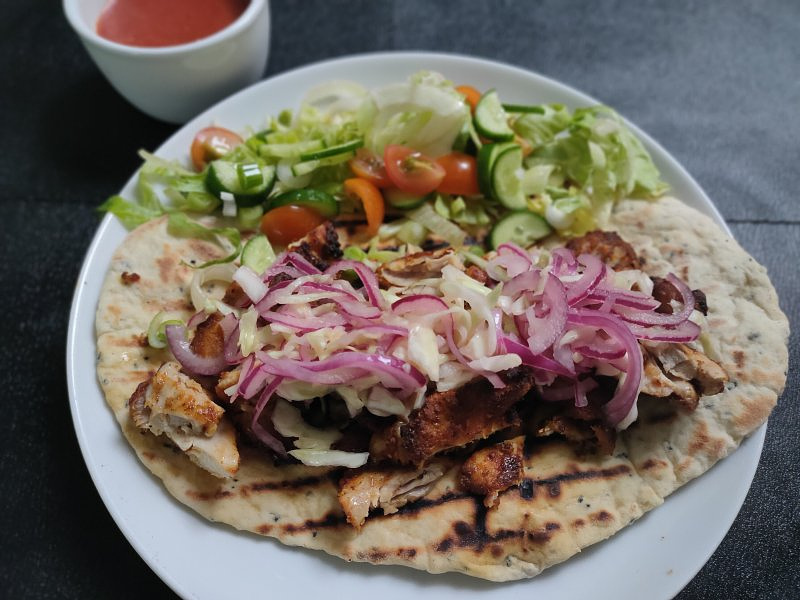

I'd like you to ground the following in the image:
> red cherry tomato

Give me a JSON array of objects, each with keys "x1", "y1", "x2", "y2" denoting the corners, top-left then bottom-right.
[
  {"x1": 190, "y1": 126, "x2": 243, "y2": 171},
  {"x1": 348, "y1": 148, "x2": 392, "y2": 188},
  {"x1": 259, "y1": 205, "x2": 325, "y2": 247},
  {"x1": 435, "y1": 152, "x2": 480, "y2": 196},
  {"x1": 383, "y1": 145, "x2": 445, "y2": 196}
]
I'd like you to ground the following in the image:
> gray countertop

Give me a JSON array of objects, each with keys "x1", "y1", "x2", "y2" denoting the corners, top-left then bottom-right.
[{"x1": 1, "y1": 1, "x2": 796, "y2": 598}]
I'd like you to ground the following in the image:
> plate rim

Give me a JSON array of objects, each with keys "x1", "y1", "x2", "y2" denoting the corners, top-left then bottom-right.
[{"x1": 66, "y1": 50, "x2": 762, "y2": 600}]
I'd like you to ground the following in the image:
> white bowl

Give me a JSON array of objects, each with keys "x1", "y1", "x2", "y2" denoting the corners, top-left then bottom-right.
[{"x1": 63, "y1": 0, "x2": 271, "y2": 123}]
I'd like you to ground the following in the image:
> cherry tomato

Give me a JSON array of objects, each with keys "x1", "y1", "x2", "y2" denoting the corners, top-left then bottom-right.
[
  {"x1": 343, "y1": 178, "x2": 385, "y2": 235},
  {"x1": 259, "y1": 205, "x2": 325, "y2": 247},
  {"x1": 348, "y1": 148, "x2": 392, "y2": 188},
  {"x1": 190, "y1": 126, "x2": 243, "y2": 171},
  {"x1": 383, "y1": 145, "x2": 445, "y2": 196},
  {"x1": 435, "y1": 152, "x2": 480, "y2": 196},
  {"x1": 455, "y1": 85, "x2": 482, "y2": 113}
]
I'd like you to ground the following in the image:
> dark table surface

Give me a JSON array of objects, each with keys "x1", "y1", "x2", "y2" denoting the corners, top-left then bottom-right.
[{"x1": 2, "y1": 1, "x2": 797, "y2": 598}]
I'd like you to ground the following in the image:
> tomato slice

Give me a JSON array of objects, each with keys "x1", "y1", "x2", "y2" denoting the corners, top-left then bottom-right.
[
  {"x1": 435, "y1": 152, "x2": 480, "y2": 196},
  {"x1": 348, "y1": 148, "x2": 392, "y2": 188},
  {"x1": 343, "y1": 178, "x2": 385, "y2": 235},
  {"x1": 190, "y1": 126, "x2": 243, "y2": 172},
  {"x1": 383, "y1": 145, "x2": 445, "y2": 196},
  {"x1": 259, "y1": 205, "x2": 325, "y2": 247},
  {"x1": 455, "y1": 85, "x2": 482, "y2": 113}
]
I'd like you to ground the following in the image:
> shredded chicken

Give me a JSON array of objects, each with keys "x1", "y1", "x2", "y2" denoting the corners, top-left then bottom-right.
[
  {"x1": 287, "y1": 221, "x2": 343, "y2": 271},
  {"x1": 190, "y1": 313, "x2": 225, "y2": 358},
  {"x1": 128, "y1": 362, "x2": 239, "y2": 478},
  {"x1": 565, "y1": 230, "x2": 641, "y2": 271},
  {"x1": 370, "y1": 367, "x2": 534, "y2": 465},
  {"x1": 338, "y1": 461, "x2": 447, "y2": 528},
  {"x1": 534, "y1": 413, "x2": 617, "y2": 455},
  {"x1": 640, "y1": 341, "x2": 728, "y2": 409},
  {"x1": 460, "y1": 436, "x2": 525, "y2": 507},
  {"x1": 377, "y1": 248, "x2": 462, "y2": 287}
]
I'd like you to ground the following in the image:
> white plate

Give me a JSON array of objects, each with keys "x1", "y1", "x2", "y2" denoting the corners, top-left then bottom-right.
[{"x1": 67, "y1": 52, "x2": 762, "y2": 600}]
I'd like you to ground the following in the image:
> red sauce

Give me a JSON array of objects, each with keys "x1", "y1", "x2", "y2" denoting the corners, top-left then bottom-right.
[{"x1": 97, "y1": 0, "x2": 250, "y2": 48}]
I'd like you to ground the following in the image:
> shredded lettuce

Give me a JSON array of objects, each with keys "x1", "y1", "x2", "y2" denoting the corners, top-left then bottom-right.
[
  {"x1": 433, "y1": 194, "x2": 494, "y2": 226},
  {"x1": 98, "y1": 195, "x2": 163, "y2": 229},
  {"x1": 364, "y1": 71, "x2": 470, "y2": 158}
]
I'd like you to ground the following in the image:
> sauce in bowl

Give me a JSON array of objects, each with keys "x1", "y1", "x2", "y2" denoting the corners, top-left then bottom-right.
[{"x1": 97, "y1": 0, "x2": 250, "y2": 48}]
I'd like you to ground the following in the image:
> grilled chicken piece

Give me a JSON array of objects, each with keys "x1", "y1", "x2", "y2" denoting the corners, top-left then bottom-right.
[
  {"x1": 370, "y1": 367, "x2": 534, "y2": 465},
  {"x1": 190, "y1": 312, "x2": 225, "y2": 358},
  {"x1": 565, "y1": 230, "x2": 641, "y2": 271},
  {"x1": 640, "y1": 342, "x2": 728, "y2": 410},
  {"x1": 128, "y1": 362, "x2": 240, "y2": 478},
  {"x1": 535, "y1": 414, "x2": 617, "y2": 455},
  {"x1": 169, "y1": 418, "x2": 240, "y2": 479},
  {"x1": 215, "y1": 368, "x2": 241, "y2": 402},
  {"x1": 377, "y1": 248, "x2": 462, "y2": 287},
  {"x1": 651, "y1": 276, "x2": 709, "y2": 316},
  {"x1": 461, "y1": 436, "x2": 524, "y2": 507},
  {"x1": 287, "y1": 221, "x2": 343, "y2": 271},
  {"x1": 338, "y1": 461, "x2": 447, "y2": 528},
  {"x1": 134, "y1": 361, "x2": 224, "y2": 436}
]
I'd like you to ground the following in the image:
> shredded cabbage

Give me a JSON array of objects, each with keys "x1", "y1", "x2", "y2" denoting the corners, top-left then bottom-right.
[{"x1": 364, "y1": 71, "x2": 470, "y2": 157}]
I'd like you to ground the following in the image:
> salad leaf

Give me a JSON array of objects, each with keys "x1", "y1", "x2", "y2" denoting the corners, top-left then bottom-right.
[{"x1": 98, "y1": 195, "x2": 163, "y2": 229}]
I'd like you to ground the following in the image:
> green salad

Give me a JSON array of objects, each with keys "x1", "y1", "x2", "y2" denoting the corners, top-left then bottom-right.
[{"x1": 102, "y1": 71, "x2": 667, "y2": 258}]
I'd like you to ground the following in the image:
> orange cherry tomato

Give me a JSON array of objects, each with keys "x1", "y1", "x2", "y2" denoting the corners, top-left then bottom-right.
[
  {"x1": 259, "y1": 205, "x2": 325, "y2": 247},
  {"x1": 455, "y1": 85, "x2": 482, "y2": 113},
  {"x1": 343, "y1": 178, "x2": 385, "y2": 235},
  {"x1": 348, "y1": 148, "x2": 392, "y2": 188},
  {"x1": 435, "y1": 152, "x2": 480, "y2": 196},
  {"x1": 190, "y1": 126, "x2": 243, "y2": 172},
  {"x1": 383, "y1": 145, "x2": 445, "y2": 196}
]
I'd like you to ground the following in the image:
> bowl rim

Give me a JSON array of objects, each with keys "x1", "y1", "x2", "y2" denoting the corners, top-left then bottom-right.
[{"x1": 63, "y1": 0, "x2": 267, "y2": 57}]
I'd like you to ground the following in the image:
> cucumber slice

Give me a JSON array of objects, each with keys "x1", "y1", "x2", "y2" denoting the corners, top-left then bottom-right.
[
  {"x1": 267, "y1": 188, "x2": 339, "y2": 218},
  {"x1": 206, "y1": 161, "x2": 276, "y2": 207},
  {"x1": 383, "y1": 188, "x2": 427, "y2": 210},
  {"x1": 477, "y1": 141, "x2": 515, "y2": 196},
  {"x1": 241, "y1": 234, "x2": 276, "y2": 274},
  {"x1": 299, "y1": 139, "x2": 363, "y2": 161},
  {"x1": 488, "y1": 211, "x2": 553, "y2": 249},
  {"x1": 259, "y1": 139, "x2": 325, "y2": 159},
  {"x1": 491, "y1": 144, "x2": 526, "y2": 209},
  {"x1": 474, "y1": 89, "x2": 514, "y2": 141}
]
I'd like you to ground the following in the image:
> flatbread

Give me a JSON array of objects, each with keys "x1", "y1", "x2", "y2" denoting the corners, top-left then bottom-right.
[{"x1": 94, "y1": 197, "x2": 789, "y2": 581}]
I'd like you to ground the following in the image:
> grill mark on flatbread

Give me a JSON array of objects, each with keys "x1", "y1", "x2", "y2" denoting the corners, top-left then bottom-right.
[
  {"x1": 246, "y1": 472, "x2": 339, "y2": 494},
  {"x1": 187, "y1": 488, "x2": 234, "y2": 501}
]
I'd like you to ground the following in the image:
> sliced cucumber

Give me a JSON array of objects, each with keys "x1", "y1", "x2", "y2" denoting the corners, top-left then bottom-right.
[
  {"x1": 206, "y1": 161, "x2": 276, "y2": 207},
  {"x1": 383, "y1": 188, "x2": 427, "y2": 210},
  {"x1": 477, "y1": 141, "x2": 515, "y2": 196},
  {"x1": 299, "y1": 139, "x2": 363, "y2": 161},
  {"x1": 241, "y1": 234, "x2": 276, "y2": 274},
  {"x1": 489, "y1": 211, "x2": 553, "y2": 249},
  {"x1": 266, "y1": 188, "x2": 339, "y2": 218},
  {"x1": 491, "y1": 144, "x2": 526, "y2": 209},
  {"x1": 474, "y1": 89, "x2": 514, "y2": 141},
  {"x1": 259, "y1": 139, "x2": 325, "y2": 159}
]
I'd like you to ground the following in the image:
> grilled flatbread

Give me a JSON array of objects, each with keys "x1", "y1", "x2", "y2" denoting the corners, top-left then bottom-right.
[{"x1": 94, "y1": 196, "x2": 789, "y2": 581}]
